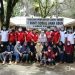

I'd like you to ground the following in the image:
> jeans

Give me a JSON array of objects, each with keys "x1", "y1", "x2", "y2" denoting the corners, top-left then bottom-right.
[
  {"x1": 2, "y1": 52, "x2": 12, "y2": 62},
  {"x1": 59, "y1": 53, "x2": 64, "y2": 62},
  {"x1": 0, "y1": 53, "x2": 3, "y2": 61},
  {"x1": 36, "y1": 53, "x2": 42, "y2": 61},
  {"x1": 41, "y1": 58, "x2": 46, "y2": 64},
  {"x1": 22, "y1": 54, "x2": 29, "y2": 61},
  {"x1": 13, "y1": 52, "x2": 20, "y2": 62}
]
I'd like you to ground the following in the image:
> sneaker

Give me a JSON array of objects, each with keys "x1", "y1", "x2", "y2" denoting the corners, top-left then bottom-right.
[
  {"x1": 15, "y1": 61, "x2": 18, "y2": 65},
  {"x1": 9, "y1": 61, "x2": 12, "y2": 65},
  {"x1": 2, "y1": 61, "x2": 5, "y2": 65}
]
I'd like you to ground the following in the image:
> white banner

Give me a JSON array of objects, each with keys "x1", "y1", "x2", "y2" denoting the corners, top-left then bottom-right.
[{"x1": 26, "y1": 18, "x2": 63, "y2": 29}]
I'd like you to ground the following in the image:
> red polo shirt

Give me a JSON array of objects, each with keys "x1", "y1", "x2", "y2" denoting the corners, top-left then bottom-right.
[
  {"x1": 52, "y1": 31, "x2": 60, "y2": 44},
  {"x1": 8, "y1": 32, "x2": 16, "y2": 43},
  {"x1": 16, "y1": 31, "x2": 25, "y2": 43},
  {"x1": 31, "y1": 33, "x2": 38, "y2": 43},
  {"x1": 46, "y1": 31, "x2": 53, "y2": 42},
  {"x1": 25, "y1": 31, "x2": 32, "y2": 42}
]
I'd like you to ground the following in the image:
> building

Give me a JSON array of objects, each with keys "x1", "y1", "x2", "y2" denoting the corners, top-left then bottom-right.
[{"x1": 10, "y1": 16, "x2": 75, "y2": 31}]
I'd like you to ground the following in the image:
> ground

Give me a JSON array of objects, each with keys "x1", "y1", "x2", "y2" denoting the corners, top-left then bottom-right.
[{"x1": 0, "y1": 63, "x2": 75, "y2": 75}]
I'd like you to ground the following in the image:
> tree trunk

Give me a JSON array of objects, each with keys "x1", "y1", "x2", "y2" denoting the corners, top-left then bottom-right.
[{"x1": 0, "y1": 0, "x2": 4, "y2": 28}]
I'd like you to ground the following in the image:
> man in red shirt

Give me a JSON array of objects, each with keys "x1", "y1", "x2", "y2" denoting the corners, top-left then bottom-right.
[
  {"x1": 31, "y1": 29, "x2": 38, "y2": 44},
  {"x1": 52, "y1": 27, "x2": 60, "y2": 44},
  {"x1": 46, "y1": 29, "x2": 53, "y2": 46},
  {"x1": 25, "y1": 29, "x2": 33, "y2": 46},
  {"x1": 8, "y1": 29, "x2": 16, "y2": 45},
  {"x1": 16, "y1": 28, "x2": 25, "y2": 45}
]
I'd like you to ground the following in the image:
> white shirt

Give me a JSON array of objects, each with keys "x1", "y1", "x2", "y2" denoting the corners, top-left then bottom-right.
[
  {"x1": 0, "y1": 30, "x2": 9, "y2": 42},
  {"x1": 60, "y1": 31, "x2": 65, "y2": 43},
  {"x1": 67, "y1": 33, "x2": 74, "y2": 44},
  {"x1": 38, "y1": 34, "x2": 47, "y2": 43}
]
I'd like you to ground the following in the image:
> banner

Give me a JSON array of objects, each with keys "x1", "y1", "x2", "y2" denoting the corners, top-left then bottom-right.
[{"x1": 26, "y1": 18, "x2": 63, "y2": 29}]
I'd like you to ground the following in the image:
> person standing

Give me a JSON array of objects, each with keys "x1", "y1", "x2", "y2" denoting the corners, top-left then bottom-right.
[
  {"x1": 0, "y1": 26, "x2": 9, "y2": 47},
  {"x1": 38, "y1": 31, "x2": 47, "y2": 45},
  {"x1": 64, "y1": 41, "x2": 74, "y2": 63},
  {"x1": 46, "y1": 29, "x2": 53, "y2": 46},
  {"x1": 60, "y1": 28, "x2": 65, "y2": 44},
  {"x1": 16, "y1": 28, "x2": 25, "y2": 45},
  {"x1": 52, "y1": 27, "x2": 60, "y2": 45},
  {"x1": 8, "y1": 29, "x2": 16, "y2": 46},
  {"x1": 25, "y1": 29, "x2": 32, "y2": 47},
  {"x1": 31, "y1": 29, "x2": 38, "y2": 44},
  {"x1": 66, "y1": 29, "x2": 74, "y2": 45}
]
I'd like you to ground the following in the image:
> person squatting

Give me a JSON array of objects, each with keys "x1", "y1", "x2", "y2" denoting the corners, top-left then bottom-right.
[{"x1": 0, "y1": 26, "x2": 75, "y2": 66}]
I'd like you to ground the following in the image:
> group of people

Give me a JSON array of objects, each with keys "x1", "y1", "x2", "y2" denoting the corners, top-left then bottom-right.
[{"x1": 0, "y1": 26, "x2": 75, "y2": 65}]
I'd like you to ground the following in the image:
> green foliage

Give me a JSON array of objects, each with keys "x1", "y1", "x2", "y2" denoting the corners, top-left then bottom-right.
[{"x1": 33, "y1": 0, "x2": 55, "y2": 18}]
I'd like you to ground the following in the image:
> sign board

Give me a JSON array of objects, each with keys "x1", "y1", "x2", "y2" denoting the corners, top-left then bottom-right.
[{"x1": 26, "y1": 18, "x2": 63, "y2": 29}]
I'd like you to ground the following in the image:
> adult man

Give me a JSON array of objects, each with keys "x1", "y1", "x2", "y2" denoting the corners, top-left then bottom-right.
[
  {"x1": 8, "y1": 29, "x2": 16, "y2": 45},
  {"x1": 2, "y1": 42, "x2": 14, "y2": 64},
  {"x1": 52, "y1": 27, "x2": 60, "y2": 44},
  {"x1": 46, "y1": 29, "x2": 53, "y2": 46},
  {"x1": 0, "y1": 26, "x2": 9, "y2": 47},
  {"x1": 31, "y1": 29, "x2": 38, "y2": 44},
  {"x1": 25, "y1": 29, "x2": 32, "y2": 47},
  {"x1": 60, "y1": 28, "x2": 65, "y2": 44},
  {"x1": 67, "y1": 29, "x2": 74, "y2": 45},
  {"x1": 16, "y1": 28, "x2": 25, "y2": 45}
]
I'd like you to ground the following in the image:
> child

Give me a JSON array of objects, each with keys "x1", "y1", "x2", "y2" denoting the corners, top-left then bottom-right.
[
  {"x1": 46, "y1": 46, "x2": 56, "y2": 65},
  {"x1": 58, "y1": 41, "x2": 64, "y2": 63},
  {"x1": 64, "y1": 41, "x2": 74, "y2": 63},
  {"x1": 20, "y1": 42, "x2": 30, "y2": 63},
  {"x1": 35, "y1": 42, "x2": 43, "y2": 63}
]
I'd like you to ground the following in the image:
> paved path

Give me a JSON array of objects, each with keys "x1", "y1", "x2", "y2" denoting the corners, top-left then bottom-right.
[{"x1": 0, "y1": 63, "x2": 75, "y2": 75}]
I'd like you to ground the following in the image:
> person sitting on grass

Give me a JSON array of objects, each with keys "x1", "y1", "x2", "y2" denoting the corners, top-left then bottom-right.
[
  {"x1": 20, "y1": 42, "x2": 30, "y2": 63},
  {"x1": 40, "y1": 52, "x2": 47, "y2": 66},
  {"x1": 0, "y1": 44, "x2": 6, "y2": 63},
  {"x1": 14, "y1": 41, "x2": 22, "y2": 64},
  {"x1": 29, "y1": 42, "x2": 36, "y2": 63},
  {"x1": 52, "y1": 44, "x2": 59, "y2": 62},
  {"x1": 35, "y1": 42, "x2": 43, "y2": 63},
  {"x1": 2, "y1": 42, "x2": 14, "y2": 64},
  {"x1": 46, "y1": 46, "x2": 56, "y2": 65},
  {"x1": 58, "y1": 41, "x2": 65, "y2": 63}
]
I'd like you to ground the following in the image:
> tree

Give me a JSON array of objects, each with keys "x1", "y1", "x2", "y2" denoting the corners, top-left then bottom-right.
[
  {"x1": 32, "y1": 0, "x2": 55, "y2": 18},
  {"x1": 58, "y1": 0, "x2": 75, "y2": 18},
  {"x1": 0, "y1": 0, "x2": 19, "y2": 29},
  {"x1": 0, "y1": 0, "x2": 4, "y2": 27}
]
